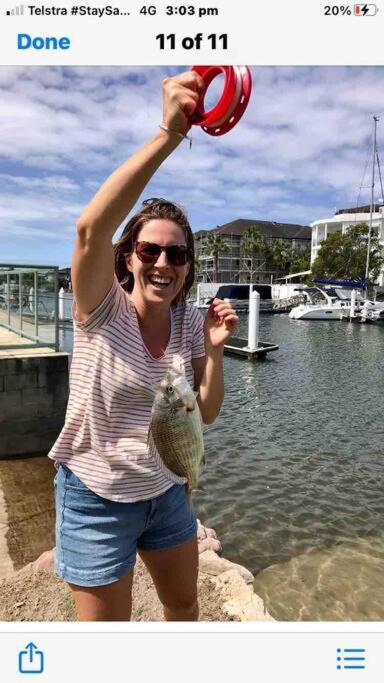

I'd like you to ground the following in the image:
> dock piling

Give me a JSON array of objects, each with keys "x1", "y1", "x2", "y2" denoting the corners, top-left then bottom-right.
[{"x1": 247, "y1": 290, "x2": 260, "y2": 352}]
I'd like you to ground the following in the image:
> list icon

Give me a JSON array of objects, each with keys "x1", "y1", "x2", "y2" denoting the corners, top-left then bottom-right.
[{"x1": 336, "y1": 647, "x2": 366, "y2": 670}]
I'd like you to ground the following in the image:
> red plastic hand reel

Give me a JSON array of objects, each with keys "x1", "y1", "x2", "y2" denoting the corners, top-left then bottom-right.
[{"x1": 191, "y1": 65, "x2": 252, "y2": 137}]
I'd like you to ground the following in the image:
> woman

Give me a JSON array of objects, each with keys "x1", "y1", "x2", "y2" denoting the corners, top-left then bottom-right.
[{"x1": 49, "y1": 70, "x2": 238, "y2": 621}]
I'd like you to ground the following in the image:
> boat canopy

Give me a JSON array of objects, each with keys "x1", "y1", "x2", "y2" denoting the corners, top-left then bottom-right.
[
  {"x1": 215, "y1": 284, "x2": 272, "y2": 301},
  {"x1": 312, "y1": 277, "x2": 368, "y2": 289}
]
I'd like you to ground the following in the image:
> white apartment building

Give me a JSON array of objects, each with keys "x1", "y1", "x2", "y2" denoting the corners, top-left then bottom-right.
[{"x1": 310, "y1": 205, "x2": 384, "y2": 287}]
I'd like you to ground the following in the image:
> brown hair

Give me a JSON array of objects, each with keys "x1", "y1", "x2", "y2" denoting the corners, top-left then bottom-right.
[{"x1": 114, "y1": 199, "x2": 195, "y2": 305}]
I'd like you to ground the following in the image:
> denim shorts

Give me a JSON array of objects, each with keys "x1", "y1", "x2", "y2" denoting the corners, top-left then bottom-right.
[{"x1": 54, "y1": 464, "x2": 197, "y2": 587}]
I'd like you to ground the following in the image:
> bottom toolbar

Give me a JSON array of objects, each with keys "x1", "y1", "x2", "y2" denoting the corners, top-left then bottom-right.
[{"x1": 0, "y1": 632, "x2": 382, "y2": 681}]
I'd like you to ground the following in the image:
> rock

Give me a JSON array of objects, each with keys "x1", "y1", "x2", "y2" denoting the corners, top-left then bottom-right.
[
  {"x1": 197, "y1": 519, "x2": 218, "y2": 540},
  {"x1": 197, "y1": 520, "x2": 220, "y2": 553},
  {"x1": 205, "y1": 528, "x2": 218, "y2": 540},
  {"x1": 196, "y1": 519, "x2": 207, "y2": 541},
  {"x1": 199, "y1": 550, "x2": 254, "y2": 585},
  {"x1": 198, "y1": 537, "x2": 222, "y2": 554},
  {"x1": 211, "y1": 569, "x2": 274, "y2": 622}
]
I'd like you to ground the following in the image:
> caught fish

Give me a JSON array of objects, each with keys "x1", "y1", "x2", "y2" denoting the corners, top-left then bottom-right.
[{"x1": 148, "y1": 368, "x2": 205, "y2": 491}]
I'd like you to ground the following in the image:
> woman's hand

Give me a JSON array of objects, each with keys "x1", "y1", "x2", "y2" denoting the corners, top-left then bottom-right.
[
  {"x1": 162, "y1": 71, "x2": 205, "y2": 136},
  {"x1": 204, "y1": 299, "x2": 238, "y2": 351}
]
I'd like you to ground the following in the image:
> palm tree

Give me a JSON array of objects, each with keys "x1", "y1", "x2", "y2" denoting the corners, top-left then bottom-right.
[
  {"x1": 240, "y1": 226, "x2": 269, "y2": 280},
  {"x1": 204, "y1": 234, "x2": 229, "y2": 283},
  {"x1": 270, "y1": 238, "x2": 294, "y2": 275}
]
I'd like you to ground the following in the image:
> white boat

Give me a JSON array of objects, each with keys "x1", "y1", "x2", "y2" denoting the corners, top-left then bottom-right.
[
  {"x1": 359, "y1": 300, "x2": 384, "y2": 323},
  {"x1": 289, "y1": 287, "x2": 358, "y2": 320},
  {"x1": 194, "y1": 283, "x2": 297, "y2": 313}
]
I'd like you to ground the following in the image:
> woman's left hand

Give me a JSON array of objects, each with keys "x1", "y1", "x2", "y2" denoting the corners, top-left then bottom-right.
[{"x1": 204, "y1": 299, "x2": 238, "y2": 350}]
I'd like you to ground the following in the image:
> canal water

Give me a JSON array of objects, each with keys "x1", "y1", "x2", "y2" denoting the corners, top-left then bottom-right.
[
  {"x1": 197, "y1": 314, "x2": 384, "y2": 620},
  {"x1": 3, "y1": 313, "x2": 384, "y2": 620}
]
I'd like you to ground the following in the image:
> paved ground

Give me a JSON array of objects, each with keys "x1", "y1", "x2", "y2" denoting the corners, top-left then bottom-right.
[{"x1": 0, "y1": 313, "x2": 56, "y2": 356}]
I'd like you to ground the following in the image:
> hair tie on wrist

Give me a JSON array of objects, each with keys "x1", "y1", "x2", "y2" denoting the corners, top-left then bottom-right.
[{"x1": 159, "y1": 125, "x2": 192, "y2": 149}]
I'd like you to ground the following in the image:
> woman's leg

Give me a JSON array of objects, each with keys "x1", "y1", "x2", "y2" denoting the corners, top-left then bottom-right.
[
  {"x1": 68, "y1": 570, "x2": 134, "y2": 621},
  {"x1": 138, "y1": 535, "x2": 199, "y2": 621}
]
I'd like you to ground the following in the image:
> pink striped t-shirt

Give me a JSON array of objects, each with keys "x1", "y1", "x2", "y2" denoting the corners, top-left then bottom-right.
[{"x1": 48, "y1": 277, "x2": 206, "y2": 502}]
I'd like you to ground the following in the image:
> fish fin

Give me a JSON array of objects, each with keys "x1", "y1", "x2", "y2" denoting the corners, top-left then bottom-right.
[{"x1": 185, "y1": 485, "x2": 204, "y2": 497}]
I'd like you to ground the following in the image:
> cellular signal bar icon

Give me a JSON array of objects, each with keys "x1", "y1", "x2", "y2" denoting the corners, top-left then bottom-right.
[
  {"x1": 354, "y1": 3, "x2": 378, "y2": 14},
  {"x1": 6, "y1": 4, "x2": 24, "y2": 15}
]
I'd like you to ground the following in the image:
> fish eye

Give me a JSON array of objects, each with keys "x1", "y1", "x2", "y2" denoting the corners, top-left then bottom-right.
[{"x1": 166, "y1": 385, "x2": 174, "y2": 394}]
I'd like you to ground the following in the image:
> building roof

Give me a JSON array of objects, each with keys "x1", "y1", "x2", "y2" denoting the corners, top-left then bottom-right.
[
  {"x1": 194, "y1": 218, "x2": 311, "y2": 240},
  {"x1": 336, "y1": 204, "x2": 384, "y2": 215}
]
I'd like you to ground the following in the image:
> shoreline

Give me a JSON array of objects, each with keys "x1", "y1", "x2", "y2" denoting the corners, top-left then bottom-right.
[
  {"x1": 0, "y1": 456, "x2": 273, "y2": 621},
  {"x1": 0, "y1": 520, "x2": 273, "y2": 622}
]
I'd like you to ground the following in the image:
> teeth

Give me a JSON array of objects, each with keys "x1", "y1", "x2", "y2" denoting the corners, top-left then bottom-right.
[{"x1": 149, "y1": 276, "x2": 172, "y2": 285}]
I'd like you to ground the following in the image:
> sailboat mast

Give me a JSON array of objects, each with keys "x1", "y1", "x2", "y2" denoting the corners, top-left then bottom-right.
[{"x1": 365, "y1": 114, "x2": 379, "y2": 289}]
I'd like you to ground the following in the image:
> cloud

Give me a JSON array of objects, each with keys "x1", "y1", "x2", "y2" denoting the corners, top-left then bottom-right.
[{"x1": 1, "y1": 65, "x2": 384, "y2": 263}]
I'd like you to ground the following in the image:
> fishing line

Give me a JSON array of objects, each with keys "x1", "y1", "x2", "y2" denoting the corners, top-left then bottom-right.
[
  {"x1": 356, "y1": 137, "x2": 371, "y2": 211},
  {"x1": 375, "y1": 149, "x2": 384, "y2": 204}
]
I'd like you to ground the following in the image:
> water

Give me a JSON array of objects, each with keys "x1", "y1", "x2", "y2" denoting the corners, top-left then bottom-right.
[
  {"x1": 193, "y1": 314, "x2": 384, "y2": 619},
  {"x1": 51, "y1": 316, "x2": 384, "y2": 618}
]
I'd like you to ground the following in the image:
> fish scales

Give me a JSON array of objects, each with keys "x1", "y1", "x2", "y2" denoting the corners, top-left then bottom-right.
[{"x1": 149, "y1": 369, "x2": 205, "y2": 491}]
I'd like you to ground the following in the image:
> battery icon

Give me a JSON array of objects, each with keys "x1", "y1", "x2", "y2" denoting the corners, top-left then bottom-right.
[{"x1": 354, "y1": 4, "x2": 378, "y2": 14}]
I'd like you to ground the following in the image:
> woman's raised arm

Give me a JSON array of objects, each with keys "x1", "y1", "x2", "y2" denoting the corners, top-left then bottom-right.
[{"x1": 72, "y1": 71, "x2": 204, "y2": 321}]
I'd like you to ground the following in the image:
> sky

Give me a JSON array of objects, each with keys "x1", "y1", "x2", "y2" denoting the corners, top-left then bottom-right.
[{"x1": 1, "y1": 65, "x2": 384, "y2": 267}]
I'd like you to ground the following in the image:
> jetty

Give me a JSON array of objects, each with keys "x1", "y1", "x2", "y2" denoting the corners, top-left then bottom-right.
[
  {"x1": 0, "y1": 264, "x2": 69, "y2": 459},
  {"x1": 224, "y1": 290, "x2": 279, "y2": 360}
]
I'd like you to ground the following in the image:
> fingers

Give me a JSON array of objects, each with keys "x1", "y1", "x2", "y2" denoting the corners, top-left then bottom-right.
[
  {"x1": 177, "y1": 85, "x2": 200, "y2": 117},
  {"x1": 208, "y1": 299, "x2": 238, "y2": 323},
  {"x1": 162, "y1": 71, "x2": 205, "y2": 132},
  {"x1": 163, "y1": 70, "x2": 205, "y2": 95},
  {"x1": 222, "y1": 313, "x2": 238, "y2": 325}
]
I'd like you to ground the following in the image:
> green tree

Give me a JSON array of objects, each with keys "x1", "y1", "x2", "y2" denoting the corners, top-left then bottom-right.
[
  {"x1": 289, "y1": 245, "x2": 312, "y2": 275},
  {"x1": 270, "y1": 238, "x2": 293, "y2": 274},
  {"x1": 204, "y1": 234, "x2": 229, "y2": 283},
  {"x1": 311, "y1": 222, "x2": 384, "y2": 283},
  {"x1": 240, "y1": 226, "x2": 269, "y2": 279}
]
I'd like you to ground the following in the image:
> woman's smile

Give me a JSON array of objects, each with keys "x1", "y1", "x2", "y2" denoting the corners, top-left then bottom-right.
[
  {"x1": 146, "y1": 273, "x2": 174, "y2": 289},
  {"x1": 128, "y1": 218, "x2": 189, "y2": 305}
]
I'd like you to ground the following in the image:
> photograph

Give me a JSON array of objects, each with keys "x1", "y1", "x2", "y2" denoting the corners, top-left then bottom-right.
[{"x1": 0, "y1": 64, "x2": 383, "y2": 622}]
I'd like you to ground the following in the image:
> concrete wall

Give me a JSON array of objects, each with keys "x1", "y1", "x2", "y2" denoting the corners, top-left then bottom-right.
[{"x1": 0, "y1": 353, "x2": 69, "y2": 458}]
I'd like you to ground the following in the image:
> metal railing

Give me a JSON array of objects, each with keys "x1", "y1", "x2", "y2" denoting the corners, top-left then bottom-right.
[{"x1": 0, "y1": 264, "x2": 59, "y2": 351}]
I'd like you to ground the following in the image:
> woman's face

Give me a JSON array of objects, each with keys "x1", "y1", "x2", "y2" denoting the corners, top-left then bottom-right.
[{"x1": 126, "y1": 219, "x2": 189, "y2": 306}]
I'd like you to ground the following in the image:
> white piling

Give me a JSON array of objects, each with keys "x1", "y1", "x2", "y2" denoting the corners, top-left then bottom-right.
[
  {"x1": 350, "y1": 289, "x2": 356, "y2": 319},
  {"x1": 247, "y1": 290, "x2": 260, "y2": 351},
  {"x1": 196, "y1": 283, "x2": 201, "y2": 307},
  {"x1": 59, "y1": 287, "x2": 65, "y2": 321}
]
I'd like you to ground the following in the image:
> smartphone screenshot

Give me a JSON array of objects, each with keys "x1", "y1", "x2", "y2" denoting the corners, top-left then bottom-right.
[{"x1": 0, "y1": 1, "x2": 383, "y2": 680}]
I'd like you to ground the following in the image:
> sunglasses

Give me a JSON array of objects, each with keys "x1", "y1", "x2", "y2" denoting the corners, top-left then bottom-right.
[
  {"x1": 142, "y1": 197, "x2": 173, "y2": 207},
  {"x1": 135, "y1": 241, "x2": 191, "y2": 266}
]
